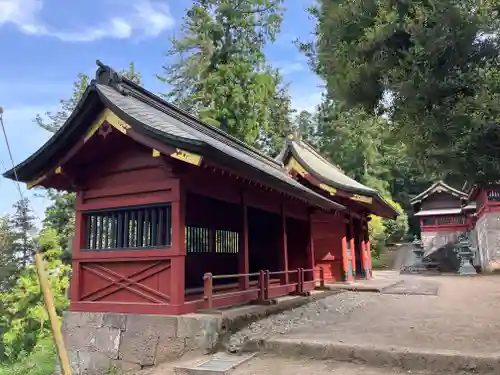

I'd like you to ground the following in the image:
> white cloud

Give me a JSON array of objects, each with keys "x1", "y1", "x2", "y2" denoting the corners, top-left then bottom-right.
[
  {"x1": 291, "y1": 90, "x2": 324, "y2": 113},
  {"x1": 279, "y1": 62, "x2": 305, "y2": 76},
  {"x1": 0, "y1": 0, "x2": 174, "y2": 42}
]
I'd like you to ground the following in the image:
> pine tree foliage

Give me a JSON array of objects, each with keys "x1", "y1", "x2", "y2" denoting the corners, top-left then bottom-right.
[
  {"x1": 9, "y1": 199, "x2": 37, "y2": 268},
  {"x1": 158, "y1": 0, "x2": 294, "y2": 149},
  {"x1": 304, "y1": 0, "x2": 500, "y2": 184}
]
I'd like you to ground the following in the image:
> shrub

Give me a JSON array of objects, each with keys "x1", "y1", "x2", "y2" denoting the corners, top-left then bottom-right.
[{"x1": 0, "y1": 229, "x2": 69, "y2": 362}]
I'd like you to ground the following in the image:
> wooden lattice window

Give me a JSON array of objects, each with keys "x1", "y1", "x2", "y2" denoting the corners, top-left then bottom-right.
[
  {"x1": 186, "y1": 226, "x2": 211, "y2": 253},
  {"x1": 436, "y1": 216, "x2": 452, "y2": 225},
  {"x1": 215, "y1": 230, "x2": 239, "y2": 254},
  {"x1": 422, "y1": 217, "x2": 435, "y2": 226},
  {"x1": 487, "y1": 190, "x2": 500, "y2": 203},
  {"x1": 83, "y1": 204, "x2": 172, "y2": 251},
  {"x1": 185, "y1": 227, "x2": 239, "y2": 254},
  {"x1": 452, "y1": 215, "x2": 467, "y2": 225}
]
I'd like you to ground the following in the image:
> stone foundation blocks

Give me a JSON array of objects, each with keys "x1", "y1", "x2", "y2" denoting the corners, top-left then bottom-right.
[{"x1": 59, "y1": 311, "x2": 223, "y2": 375}]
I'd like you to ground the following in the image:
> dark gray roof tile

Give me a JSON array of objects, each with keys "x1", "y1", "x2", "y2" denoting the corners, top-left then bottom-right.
[{"x1": 96, "y1": 84, "x2": 344, "y2": 212}]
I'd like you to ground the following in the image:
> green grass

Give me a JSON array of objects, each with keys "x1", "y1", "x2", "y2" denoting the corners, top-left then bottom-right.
[
  {"x1": 371, "y1": 256, "x2": 382, "y2": 269},
  {"x1": 0, "y1": 338, "x2": 56, "y2": 375}
]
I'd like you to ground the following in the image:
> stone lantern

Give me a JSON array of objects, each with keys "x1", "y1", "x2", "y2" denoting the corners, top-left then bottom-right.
[
  {"x1": 412, "y1": 237, "x2": 425, "y2": 259},
  {"x1": 455, "y1": 233, "x2": 477, "y2": 275},
  {"x1": 406, "y1": 236, "x2": 427, "y2": 273}
]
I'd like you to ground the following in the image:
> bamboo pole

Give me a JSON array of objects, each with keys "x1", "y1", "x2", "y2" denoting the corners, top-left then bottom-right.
[{"x1": 35, "y1": 253, "x2": 72, "y2": 375}]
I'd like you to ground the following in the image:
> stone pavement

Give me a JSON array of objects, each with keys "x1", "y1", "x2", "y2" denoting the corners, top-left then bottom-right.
[
  {"x1": 227, "y1": 274, "x2": 500, "y2": 374},
  {"x1": 327, "y1": 270, "x2": 403, "y2": 292}
]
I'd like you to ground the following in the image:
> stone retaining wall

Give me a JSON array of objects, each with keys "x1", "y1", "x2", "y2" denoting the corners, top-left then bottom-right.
[
  {"x1": 421, "y1": 231, "x2": 461, "y2": 255},
  {"x1": 476, "y1": 212, "x2": 500, "y2": 272},
  {"x1": 59, "y1": 311, "x2": 223, "y2": 375}
]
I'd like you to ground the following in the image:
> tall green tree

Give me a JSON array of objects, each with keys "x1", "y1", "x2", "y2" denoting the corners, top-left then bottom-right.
[
  {"x1": 158, "y1": 0, "x2": 294, "y2": 149},
  {"x1": 296, "y1": 110, "x2": 317, "y2": 147},
  {"x1": 34, "y1": 63, "x2": 142, "y2": 259},
  {"x1": 0, "y1": 216, "x2": 16, "y2": 293},
  {"x1": 9, "y1": 199, "x2": 37, "y2": 268},
  {"x1": 304, "y1": 0, "x2": 500, "y2": 184},
  {"x1": 315, "y1": 98, "x2": 392, "y2": 196}
]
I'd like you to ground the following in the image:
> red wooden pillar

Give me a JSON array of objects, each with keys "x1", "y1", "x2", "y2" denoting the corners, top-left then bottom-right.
[
  {"x1": 239, "y1": 193, "x2": 250, "y2": 290},
  {"x1": 360, "y1": 217, "x2": 371, "y2": 279},
  {"x1": 170, "y1": 180, "x2": 186, "y2": 309},
  {"x1": 308, "y1": 211, "x2": 315, "y2": 281},
  {"x1": 349, "y1": 213, "x2": 357, "y2": 279},
  {"x1": 359, "y1": 218, "x2": 367, "y2": 279},
  {"x1": 281, "y1": 204, "x2": 289, "y2": 284},
  {"x1": 69, "y1": 193, "x2": 85, "y2": 306},
  {"x1": 341, "y1": 229, "x2": 349, "y2": 281},
  {"x1": 366, "y1": 217, "x2": 372, "y2": 279}
]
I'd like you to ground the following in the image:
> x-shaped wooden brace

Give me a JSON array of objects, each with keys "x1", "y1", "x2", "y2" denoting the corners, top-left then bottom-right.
[{"x1": 81, "y1": 261, "x2": 171, "y2": 303}]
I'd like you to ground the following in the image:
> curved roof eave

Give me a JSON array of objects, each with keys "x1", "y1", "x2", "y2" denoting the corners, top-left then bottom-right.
[
  {"x1": 281, "y1": 141, "x2": 398, "y2": 218},
  {"x1": 2, "y1": 85, "x2": 99, "y2": 182},
  {"x1": 289, "y1": 143, "x2": 377, "y2": 196}
]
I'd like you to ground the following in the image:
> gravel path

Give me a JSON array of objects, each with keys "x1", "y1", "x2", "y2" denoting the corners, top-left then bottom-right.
[
  {"x1": 229, "y1": 274, "x2": 500, "y2": 355},
  {"x1": 227, "y1": 292, "x2": 367, "y2": 351}
]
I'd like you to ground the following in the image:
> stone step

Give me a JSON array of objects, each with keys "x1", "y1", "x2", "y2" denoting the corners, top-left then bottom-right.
[
  {"x1": 230, "y1": 354, "x2": 434, "y2": 375},
  {"x1": 244, "y1": 338, "x2": 500, "y2": 374},
  {"x1": 174, "y1": 353, "x2": 257, "y2": 375}
]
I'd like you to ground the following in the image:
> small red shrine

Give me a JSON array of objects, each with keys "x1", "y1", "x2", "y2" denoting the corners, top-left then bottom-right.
[
  {"x1": 411, "y1": 181, "x2": 470, "y2": 233},
  {"x1": 3, "y1": 62, "x2": 397, "y2": 315},
  {"x1": 411, "y1": 181, "x2": 473, "y2": 255}
]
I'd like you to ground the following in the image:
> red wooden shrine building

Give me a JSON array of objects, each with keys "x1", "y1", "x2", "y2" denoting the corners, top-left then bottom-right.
[{"x1": 3, "y1": 62, "x2": 397, "y2": 315}]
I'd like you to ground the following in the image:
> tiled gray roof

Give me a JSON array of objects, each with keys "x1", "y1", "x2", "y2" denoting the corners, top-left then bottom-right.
[
  {"x1": 275, "y1": 138, "x2": 398, "y2": 218},
  {"x1": 280, "y1": 139, "x2": 376, "y2": 195},
  {"x1": 97, "y1": 84, "x2": 200, "y2": 141},
  {"x1": 96, "y1": 84, "x2": 344, "y2": 212},
  {"x1": 410, "y1": 181, "x2": 467, "y2": 204}
]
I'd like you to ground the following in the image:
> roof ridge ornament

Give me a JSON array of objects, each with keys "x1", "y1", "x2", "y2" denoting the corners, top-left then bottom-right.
[
  {"x1": 95, "y1": 60, "x2": 127, "y2": 95},
  {"x1": 286, "y1": 130, "x2": 302, "y2": 142}
]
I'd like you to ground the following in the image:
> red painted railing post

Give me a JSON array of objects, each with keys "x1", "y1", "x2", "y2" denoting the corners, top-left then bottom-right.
[
  {"x1": 298, "y1": 268, "x2": 303, "y2": 294},
  {"x1": 319, "y1": 267, "x2": 325, "y2": 288},
  {"x1": 264, "y1": 270, "x2": 270, "y2": 300},
  {"x1": 258, "y1": 270, "x2": 265, "y2": 302},
  {"x1": 203, "y1": 273, "x2": 213, "y2": 309}
]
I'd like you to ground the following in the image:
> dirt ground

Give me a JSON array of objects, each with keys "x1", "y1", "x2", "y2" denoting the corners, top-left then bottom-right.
[
  {"x1": 277, "y1": 275, "x2": 500, "y2": 355},
  {"x1": 148, "y1": 273, "x2": 500, "y2": 374},
  {"x1": 225, "y1": 273, "x2": 500, "y2": 374}
]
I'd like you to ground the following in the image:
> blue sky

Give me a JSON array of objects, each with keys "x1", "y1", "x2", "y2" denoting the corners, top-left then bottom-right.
[{"x1": 0, "y1": 0, "x2": 324, "y2": 224}]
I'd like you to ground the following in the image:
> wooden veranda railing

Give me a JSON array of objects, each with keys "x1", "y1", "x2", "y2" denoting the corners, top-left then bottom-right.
[{"x1": 202, "y1": 267, "x2": 326, "y2": 309}]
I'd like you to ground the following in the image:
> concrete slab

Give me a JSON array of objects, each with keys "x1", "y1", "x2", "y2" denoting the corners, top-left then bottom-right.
[
  {"x1": 231, "y1": 354, "x2": 462, "y2": 375},
  {"x1": 381, "y1": 278, "x2": 440, "y2": 295},
  {"x1": 174, "y1": 353, "x2": 257, "y2": 375},
  {"x1": 327, "y1": 271, "x2": 403, "y2": 292},
  {"x1": 256, "y1": 338, "x2": 499, "y2": 374}
]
